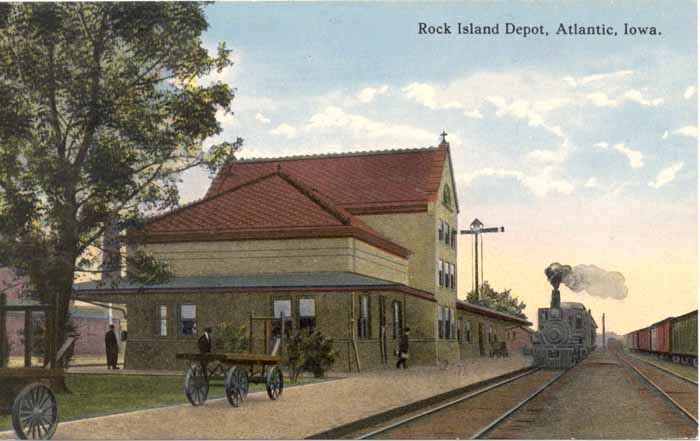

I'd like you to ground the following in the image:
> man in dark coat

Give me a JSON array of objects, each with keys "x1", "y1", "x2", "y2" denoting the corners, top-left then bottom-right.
[
  {"x1": 105, "y1": 324, "x2": 119, "y2": 369},
  {"x1": 198, "y1": 327, "x2": 213, "y2": 353},
  {"x1": 396, "y1": 327, "x2": 410, "y2": 369}
]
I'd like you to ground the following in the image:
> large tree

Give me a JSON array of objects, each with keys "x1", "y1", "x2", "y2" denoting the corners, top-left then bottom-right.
[
  {"x1": 466, "y1": 281, "x2": 528, "y2": 320},
  {"x1": 0, "y1": 3, "x2": 240, "y2": 367}
]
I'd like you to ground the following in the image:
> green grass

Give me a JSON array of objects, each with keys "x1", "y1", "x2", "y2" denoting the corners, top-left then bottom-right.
[{"x1": 0, "y1": 373, "x2": 315, "y2": 432}]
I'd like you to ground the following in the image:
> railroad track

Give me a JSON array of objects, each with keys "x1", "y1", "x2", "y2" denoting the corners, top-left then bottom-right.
[
  {"x1": 626, "y1": 353, "x2": 698, "y2": 385},
  {"x1": 614, "y1": 350, "x2": 698, "y2": 425},
  {"x1": 348, "y1": 367, "x2": 566, "y2": 440}
]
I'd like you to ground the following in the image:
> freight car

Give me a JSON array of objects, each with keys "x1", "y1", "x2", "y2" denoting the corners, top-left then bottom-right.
[
  {"x1": 623, "y1": 310, "x2": 697, "y2": 367},
  {"x1": 532, "y1": 287, "x2": 597, "y2": 369}
]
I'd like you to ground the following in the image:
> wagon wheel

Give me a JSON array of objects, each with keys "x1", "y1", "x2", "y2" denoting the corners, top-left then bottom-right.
[
  {"x1": 12, "y1": 383, "x2": 58, "y2": 440},
  {"x1": 184, "y1": 364, "x2": 209, "y2": 406},
  {"x1": 265, "y1": 366, "x2": 284, "y2": 400},
  {"x1": 224, "y1": 366, "x2": 249, "y2": 407}
]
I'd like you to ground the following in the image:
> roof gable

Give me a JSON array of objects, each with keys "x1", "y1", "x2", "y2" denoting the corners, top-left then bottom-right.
[
  {"x1": 138, "y1": 170, "x2": 411, "y2": 258},
  {"x1": 206, "y1": 146, "x2": 449, "y2": 214}
]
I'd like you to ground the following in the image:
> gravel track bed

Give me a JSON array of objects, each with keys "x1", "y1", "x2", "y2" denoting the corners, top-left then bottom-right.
[{"x1": 487, "y1": 351, "x2": 698, "y2": 439}]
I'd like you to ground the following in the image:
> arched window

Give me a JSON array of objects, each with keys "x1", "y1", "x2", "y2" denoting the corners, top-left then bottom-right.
[{"x1": 443, "y1": 185, "x2": 452, "y2": 207}]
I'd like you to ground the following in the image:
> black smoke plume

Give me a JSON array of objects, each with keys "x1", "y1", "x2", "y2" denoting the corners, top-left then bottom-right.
[{"x1": 545, "y1": 262, "x2": 629, "y2": 300}]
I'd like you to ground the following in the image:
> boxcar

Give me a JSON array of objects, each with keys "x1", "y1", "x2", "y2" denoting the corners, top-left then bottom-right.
[
  {"x1": 670, "y1": 310, "x2": 697, "y2": 366},
  {"x1": 650, "y1": 318, "x2": 671, "y2": 355},
  {"x1": 637, "y1": 327, "x2": 651, "y2": 352}
]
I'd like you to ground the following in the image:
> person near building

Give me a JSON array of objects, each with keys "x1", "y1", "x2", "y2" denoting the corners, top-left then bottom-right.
[
  {"x1": 396, "y1": 327, "x2": 410, "y2": 369},
  {"x1": 198, "y1": 327, "x2": 213, "y2": 353},
  {"x1": 105, "y1": 324, "x2": 119, "y2": 369}
]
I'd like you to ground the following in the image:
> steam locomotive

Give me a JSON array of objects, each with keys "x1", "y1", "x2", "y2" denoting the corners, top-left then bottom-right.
[{"x1": 532, "y1": 287, "x2": 598, "y2": 369}]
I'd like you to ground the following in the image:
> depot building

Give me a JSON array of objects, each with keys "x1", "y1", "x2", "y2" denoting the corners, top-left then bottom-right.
[{"x1": 74, "y1": 139, "x2": 531, "y2": 371}]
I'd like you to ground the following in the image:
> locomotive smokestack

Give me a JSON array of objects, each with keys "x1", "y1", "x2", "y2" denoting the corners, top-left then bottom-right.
[{"x1": 551, "y1": 289, "x2": 561, "y2": 309}]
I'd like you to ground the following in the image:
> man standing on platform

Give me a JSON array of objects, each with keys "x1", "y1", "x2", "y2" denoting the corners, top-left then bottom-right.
[
  {"x1": 105, "y1": 324, "x2": 119, "y2": 369},
  {"x1": 396, "y1": 328, "x2": 410, "y2": 369}
]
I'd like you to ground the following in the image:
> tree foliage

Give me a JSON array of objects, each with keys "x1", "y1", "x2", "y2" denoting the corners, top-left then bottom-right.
[
  {"x1": 0, "y1": 4, "x2": 239, "y2": 365},
  {"x1": 466, "y1": 281, "x2": 528, "y2": 320},
  {"x1": 285, "y1": 330, "x2": 338, "y2": 382}
]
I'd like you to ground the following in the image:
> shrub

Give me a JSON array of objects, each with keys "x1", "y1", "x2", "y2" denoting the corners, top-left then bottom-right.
[
  {"x1": 285, "y1": 329, "x2": 338, "y2": 382},
  {"x1": 213, "y1": 322, "x2": 248, "y2": 353}
]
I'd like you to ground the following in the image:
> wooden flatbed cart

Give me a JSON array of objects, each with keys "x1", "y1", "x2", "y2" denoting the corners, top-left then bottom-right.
[
  {"x1": 0, "y1": 368, "x2": 61, "y2": 439},
  {"x1": 175, "y1": 353, "x2": 284, "y2": 407},
  {"x1": 0, "y1": 297, "x2": 73, "y2": 439}
]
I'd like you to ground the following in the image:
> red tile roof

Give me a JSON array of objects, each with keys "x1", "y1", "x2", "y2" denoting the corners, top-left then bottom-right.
[
  {"x1": 206, "y1": 144, "x2": 455, "y2": 214},
  {"x1": 137, "y1": 169, "x2": 411, "y2": 258}
]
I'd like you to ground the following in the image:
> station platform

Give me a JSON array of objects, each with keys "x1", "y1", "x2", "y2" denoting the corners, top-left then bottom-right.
[{"x1": 1, "y1": 355, "x2": 531, "y2": 440}]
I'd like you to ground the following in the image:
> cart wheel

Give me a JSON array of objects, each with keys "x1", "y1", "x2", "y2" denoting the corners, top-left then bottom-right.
[
  {"x1": 12, "y1": 383, "x2": 58, "y2": 440},
  {"x1": 225, "y1": 367, "x2": 249, "y2": 407},
  {"x1": 184, "y1": 364, "x2": 209, "y2": 406},
  {"x1": 265, "y1": 366, "x2": 284, "y2": 400}
]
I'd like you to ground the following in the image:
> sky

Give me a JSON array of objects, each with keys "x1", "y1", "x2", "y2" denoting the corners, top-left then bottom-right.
[{"x1": 177, "y1": 1, "x2": 698, "y2": 335}]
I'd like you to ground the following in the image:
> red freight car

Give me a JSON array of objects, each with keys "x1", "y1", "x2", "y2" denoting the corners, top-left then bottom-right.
[
  {"x1": 637, "y1": 327, "x2": 651, "y2": 351},
  {"x1": 651, "y1": 318, "x2": 671, "y2": 354}
]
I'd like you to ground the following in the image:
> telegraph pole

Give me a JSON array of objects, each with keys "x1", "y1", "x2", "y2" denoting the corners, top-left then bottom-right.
[{"x1": 460, "y1": 219, "x2": 504, "y2": 300}]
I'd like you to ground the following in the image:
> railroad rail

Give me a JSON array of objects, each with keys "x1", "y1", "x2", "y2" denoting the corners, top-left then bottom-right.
[
  {"x1": 347, "y1": 367, "x2": 566, "y2": 440},
  {"x1": 614, "y1": 350, "x2": 698, "y2": 425},
  {"x1": 626, "y1": 353, "x2": 698, "y2": 385}
]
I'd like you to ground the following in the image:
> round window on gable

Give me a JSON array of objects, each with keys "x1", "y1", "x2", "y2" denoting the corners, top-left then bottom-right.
[{"x1": 443, "y1": 185, "x2": 452, "y2": 207}]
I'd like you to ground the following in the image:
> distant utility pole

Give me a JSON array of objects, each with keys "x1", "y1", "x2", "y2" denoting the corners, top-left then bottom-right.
[{"x1": 460, "y1": 219, "x2": 505, "y2": 300}]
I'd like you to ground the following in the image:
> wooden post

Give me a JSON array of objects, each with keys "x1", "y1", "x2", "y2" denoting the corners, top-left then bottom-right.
[
  {"x1": 280, "y1": 313, "x2": 285, "y2": 357},
  {"x1": 249, "y1": 312, "x2": 253, "y2": 354},
  {"x1": 0, "y1": 292, "x2": 6, "y2": 367},
  {"x1": 264, "y1": 319, "x2": 269, "y2": 355},
  {"x1": 24, "y1": 310, "x2": 32, "y2": 368}
]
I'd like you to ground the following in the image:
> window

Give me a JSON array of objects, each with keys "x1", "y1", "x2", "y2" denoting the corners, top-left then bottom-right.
[
  {"x1": 444, "y1": 224, "x2": 451, "y2": 246},
  {"x1": 358, "y1": 295, "x2": 371, "y2": 338},
  {"x1": 457, "y1": 319, "x2": 462, "y2": 341},
  {"x1": 448, "y1": 263, "x2": 455, "y2": 290},
  {"x1": 157, "y1": 305, "x2": 168, "y2": 336},
  {"x1": 273, "y1": 299, "x2": 293, "y2": 337},
  {"x1": 179, "y1": 304, "x2": 197, "y2": 336},
  {"x1": 438, "y1": 306, "x2": 451, "y2": 339},
  {"x1": 392, "y1": 301, "x2": 403, "y2": 339},
  {"x1": 443, "y1": 184, "x2": 452, "y2": 207},
  {"x1": 438, "y1": 259, "x2": 444, "y2": 287},
  {"x1": 298, "y1": 298, "x2": 316, "y2": 330},
  {"x1": 451, "y1": 229, "x2": 457, "y2": 249},
  {"x1": 465, "y1": 320, "x2": 472, "y2": 343},
  {"x1": 448, "y1": 308, "x2": 454, "y2": 339},
  {"x1": 438, "y1": 219, "x2": 444, "y2": 242}
]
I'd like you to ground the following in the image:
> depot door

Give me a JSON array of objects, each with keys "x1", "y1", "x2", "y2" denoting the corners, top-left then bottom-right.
[{"x1": 478, "y1": 323, "x2": 485, "y2": 356}]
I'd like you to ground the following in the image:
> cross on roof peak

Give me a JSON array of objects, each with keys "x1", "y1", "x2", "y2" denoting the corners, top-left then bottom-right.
[{"x1": 440, "y1": 130, "x2": 448, "y2": 143}]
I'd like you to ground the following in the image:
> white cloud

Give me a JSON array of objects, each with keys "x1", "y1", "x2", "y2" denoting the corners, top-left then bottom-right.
[
  {"x1": 623, "y1": 89, "x2": 664, "y2": 107},
  {"x1": 649, "y1": 162, "x2": 683, "y2": 189},
  {"x1": 564, "y1": 70, "x2": 634, "y2": 88},
  {"x1": 461, "y1": 167, "x2": 574, "y2": 198},
  {"x1": 594, "y1": 142, "x2": 643, "y2": 168},
  {"x1": 357, "y1": 85, "x2": 389, "y2": 103},
  {"x1": 662, "y1": 130, "x2": 669, "y2": 140},
  {"x1": 585, "y1": 177, "x2": 598, "y2": 188},
  {"x1": 464, "y1": 108, "x2": 483, "y2": 119},
  {"x1": 612, "y1": 143, "x2": 644, "y2": 168},
  {"x1": 401, "y1": 82, "x2": 463, "y2": 110},
  {"x1": 586, "y1": 92, "x2": 617, "y2": 108},
  {"x1": 674, "y1": 126, "x2": 698, "y2": 139},
  {"x1": 305, "y1": 106, "x2": 440, "y2": 146},
  {"x1": 486, "y1": 96, "x2": 565, "y2": 138},
  {"x1": 270, "y1": 123, "x2": 299, "y2": 138},
  {"x1": 684, "y1": 86, "x2": 697, "y2": 100},
  {"x1": 255, "y1": 113, "x2": 271, "y2": 124}
]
